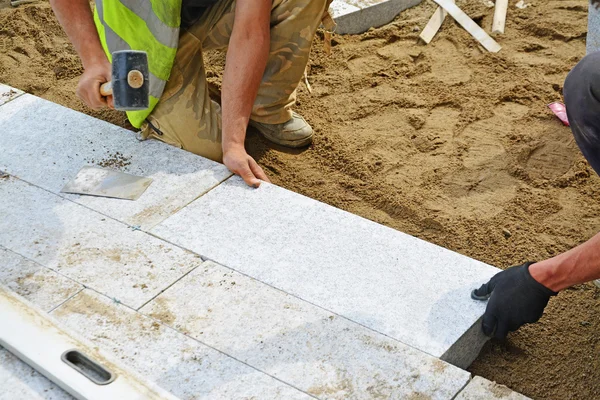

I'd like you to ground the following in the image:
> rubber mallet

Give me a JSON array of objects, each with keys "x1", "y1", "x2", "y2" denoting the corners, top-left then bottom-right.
[{"x1": 100, "y1": 50, "x2": 149, "y2": 111}]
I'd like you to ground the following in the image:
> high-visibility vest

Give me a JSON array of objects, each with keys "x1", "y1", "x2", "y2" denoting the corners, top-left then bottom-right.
[{"x1": 93, "y1": 0, "x2": 182, "y2": 128}]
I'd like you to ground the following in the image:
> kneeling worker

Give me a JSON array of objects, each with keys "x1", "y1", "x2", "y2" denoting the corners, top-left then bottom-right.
[
  {"x1": 474, "y1": 51, "x2": 600, "y2": 339},
  {"x1": 49, "y1": 0, "x2": 328, "y2": 187}
]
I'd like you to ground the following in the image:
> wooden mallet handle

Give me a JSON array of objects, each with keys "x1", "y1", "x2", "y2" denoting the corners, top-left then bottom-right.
[{"x1": 99, "y1": 81, "x2": 113, "y2": 97}]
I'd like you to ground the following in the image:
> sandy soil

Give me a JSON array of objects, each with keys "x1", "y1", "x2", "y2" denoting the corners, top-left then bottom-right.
[{"x1": 1, "y1": 1, "x2": 599, "y2": 398}]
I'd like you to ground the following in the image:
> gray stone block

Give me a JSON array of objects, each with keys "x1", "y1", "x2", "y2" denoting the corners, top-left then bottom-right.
[
  {"x1": 151, "y1": 177, "x2": 499, "y2": 368},
  {"x1": 0, "y1": 347, "x2": 73, "y2": 400},
  {"x1": 0, "y1": 177, "x2": 203, "y2": 310},
  {"x1": 331, "y1": 0, "x2": 422, "y2": 34},
  {"x1": 0, "y1": 93, "x2": 231, "y2": 230},
  {"x1": 455, "y1": 377, "x2": 531, "y2": 400},
  {"x1": 52, "y1": 290, "x2": 312, "y2": 400},
  {"x1": 589, "y1": 2, "x2": 600, "y2": 54},
  {"x1": 140, "y1": 261, "x2": 471, "y2": 399},
  {"x1": 0, "y1": 84, "x2": 24, "y2": 106},
  {"x1": 0, "y1": 247, "x2": 82, "y2": 312}
]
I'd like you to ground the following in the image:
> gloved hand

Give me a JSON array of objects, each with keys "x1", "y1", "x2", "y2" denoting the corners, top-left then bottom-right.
[{"x1": 472, "y1": 262, "x2": 558, "y2": 339}]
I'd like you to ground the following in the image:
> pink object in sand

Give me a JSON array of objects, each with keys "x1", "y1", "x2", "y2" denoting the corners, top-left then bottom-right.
[{"x1": 548, "y1": 102, "x2": 570, "y2": 126}]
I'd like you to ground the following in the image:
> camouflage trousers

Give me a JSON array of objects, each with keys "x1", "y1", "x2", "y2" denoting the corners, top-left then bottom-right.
[{"x1": 139, "y1": 0, "x2": 327, "y2": 162}]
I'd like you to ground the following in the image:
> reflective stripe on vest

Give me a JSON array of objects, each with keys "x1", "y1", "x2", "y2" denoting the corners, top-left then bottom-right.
[{"x1": 94, "y1": 0, "x2": 181, "y2": 128}]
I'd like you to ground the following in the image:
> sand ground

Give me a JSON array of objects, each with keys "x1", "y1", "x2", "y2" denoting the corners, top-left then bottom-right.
[{"x1": 1, "y1": 0, "x2": 599, "y2": 398}]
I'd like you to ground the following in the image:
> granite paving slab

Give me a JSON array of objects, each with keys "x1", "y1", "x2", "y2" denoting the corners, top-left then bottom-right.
[
  {"x1": 0, "y1": 347, "x2": 73, "y2": 400},
  {"x1": 0, "y1": 83, "x2": 24, "y2": 106},
  {"x1": 0, "y1": 93, "x2": 231, "y2": 230},
  {"x1": 140, "y1": 260, "x2": 471, "y2": 399},
  {"x1": 455, "y1": 377, "x2": 530, "y2": 400},
  {"x1": 330, "y1": 0, "x2": 422, "y2": 34},
  {"x1": 151, "y1": 177, "x2": 499, "y2": 368},
  {"x1": 0, "y1": 247, "x2": 82, "y2": 312},
  {"x1": 51, "y1": 290, "x2": 312, "y2": 400},
  {"x1": 0, "y1": 176, "x2": 203, "y2": 309}
]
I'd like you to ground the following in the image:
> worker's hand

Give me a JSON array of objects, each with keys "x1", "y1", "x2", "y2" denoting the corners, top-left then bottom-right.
[
  {"x1": 223, "y1": 146, "x2": 271, "y2": 188},
  {"x1": 76, "y1": 60, "x2": 114, "y2": 110},
  {"x1": 473, "y1": 263, "x2": 557, "y2": 339}
]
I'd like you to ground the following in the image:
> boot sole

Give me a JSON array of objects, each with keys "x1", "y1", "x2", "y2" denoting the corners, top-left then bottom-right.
[{"x1": 250, "y1": 123, "x2": 313, "y2": 148}]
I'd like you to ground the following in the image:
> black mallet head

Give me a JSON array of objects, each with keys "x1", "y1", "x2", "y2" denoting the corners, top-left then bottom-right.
[{"x1": 100, "y1": 50, "x2": 149, "y2": 111}]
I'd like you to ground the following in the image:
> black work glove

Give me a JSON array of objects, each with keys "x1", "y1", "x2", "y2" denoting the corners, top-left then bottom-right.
[{"x1": 472, "y1": 262, "x2": 557, "y2": 339}]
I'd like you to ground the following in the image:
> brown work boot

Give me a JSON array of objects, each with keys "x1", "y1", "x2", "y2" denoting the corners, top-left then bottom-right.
[{"x1": 249, "y1": 112, "x2": 313, "y2": 148}]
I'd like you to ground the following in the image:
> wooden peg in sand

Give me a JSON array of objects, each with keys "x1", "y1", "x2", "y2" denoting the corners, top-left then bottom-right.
[
  {"x1": 419, "y1": 0, "x2": 454, "y2": 44},
  {"x1": 492, "y1": 0, "x2": 509, "y2": 34},
  {"x1": 431, "y1": 0, "x2": 501, "y2": 53}
]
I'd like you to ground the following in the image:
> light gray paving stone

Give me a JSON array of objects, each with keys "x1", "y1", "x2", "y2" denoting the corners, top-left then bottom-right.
[
  {"x1": 0, "y1": 84, "x2": 24, "y2": 106},
  {"x1": 330, "y1": 0, "x2": 360, "y2": 16},
  {"x1": 151, "y1": 177, "x2": 499, "y2": 368},
  {"x1": 51, "y1": 289, "x2": 312, "y2": 400},
  {"x1": 589, "y1": 2, "x2": 600, "y2": 54},
  {"x1": 140, "y1": 260, "x2": 471, "y2": 399},
  {"x1": 0, "y1": 247, "x2": 82, "y2": 312},
  {"x1": 330, "y1": 0, "x2": 422, "y2": 34},
  {"x1": 0, "y1": 176, "x2": 203, "y2": 310},
  {"x1": 0, "y1": 94, "x2": 231, "y2": 230},
  {"x1": 455, "y1": 377, "x2": 530, "y2": 400},
  {"x1": 0, "y1": 347, "x2": 73, "y2": 400}
]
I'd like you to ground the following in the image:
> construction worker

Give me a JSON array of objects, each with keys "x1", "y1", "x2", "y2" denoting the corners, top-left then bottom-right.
[
  {"x1": 474, "y1": 51, "x2": 600, "y2": 339},
  {"x1": 49, "y1": 0, "x2": 329, "y2": 187}
]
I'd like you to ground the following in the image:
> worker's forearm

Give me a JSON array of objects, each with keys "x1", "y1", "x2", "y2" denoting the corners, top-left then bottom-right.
[
  {"x1": 530, "y1": 231, "x2": 600, "y2": 291},
  {"x1": 50, "y1": 0, "x2": 107, "y2": 68},
  {"x1": 221, "y1": 25, "x2": 269, "y2": 152}
]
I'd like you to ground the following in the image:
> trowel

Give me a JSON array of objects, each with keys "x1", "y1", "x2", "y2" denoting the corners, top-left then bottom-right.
[{"x1": 61, "y1": 166, "x2": 152, "y2": 201}]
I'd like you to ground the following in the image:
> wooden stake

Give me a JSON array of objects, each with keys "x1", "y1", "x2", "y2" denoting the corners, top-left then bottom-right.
[
  {"x1": 492, "y1": 0, "x2": 509, "y2": 34},
  {"x1": 420, "y1": 0, "x2": 454, "y2": 44},
  {"x1": 431, "y1": 0, "x2": 502, "y2": 53}
]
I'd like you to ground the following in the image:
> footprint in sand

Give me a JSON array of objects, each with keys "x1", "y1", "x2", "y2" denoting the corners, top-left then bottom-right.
[
  {"x1": 427, "y1": 168, "x2": 518, "y2": 219},
  {"x1": 461, "y1": 120, "x2": 508, "y2": 169},
  {"x1": 429, "y1": 39, "x2": 472, "y2": 85},
  {"x1": 524, "y1": 121, "x2": 578, "y2": 181},
  {"x1": 410, "y1": 106, "x2": 460, "y2": 153},
  {"x1": 346, "y1": 54, "x2": 388, "y2": 75}
]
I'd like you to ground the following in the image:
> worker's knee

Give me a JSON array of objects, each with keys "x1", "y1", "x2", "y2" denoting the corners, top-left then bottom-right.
[
  {"x1": 564, "y1": 52, "x2": 600, "y2": 104},
  {"x1": 564, "y1": 52, "x2": 600, "y2": 176}
]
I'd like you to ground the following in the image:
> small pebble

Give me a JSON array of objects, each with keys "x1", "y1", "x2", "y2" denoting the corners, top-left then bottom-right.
[
  {"x1": 502, "y1": 228, "x2": 512, "y2": 238},
  {"x1": 516, "y1": 0, "x2": 528, "y2": 9}
]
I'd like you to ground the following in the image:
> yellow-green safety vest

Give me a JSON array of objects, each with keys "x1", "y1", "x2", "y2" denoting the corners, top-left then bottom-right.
[{"x1": 94, "y1": 0, "x2": 182, "y2": 128}]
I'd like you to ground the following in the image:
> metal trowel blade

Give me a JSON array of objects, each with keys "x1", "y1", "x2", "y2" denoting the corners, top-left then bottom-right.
[{"x1": 61, "y1": 166, "x2": 152, "y2": 200}]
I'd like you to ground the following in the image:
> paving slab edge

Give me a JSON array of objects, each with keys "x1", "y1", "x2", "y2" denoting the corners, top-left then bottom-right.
[
  {"x1": 332, "y1": 0, "x2": 423, "y2": 34},
  {"x1": 453, "y1": 376, "x2": 532, "y2": 400},
  {"x1": 0, "y1": 84, "x2": 25, "y2": 107}
]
